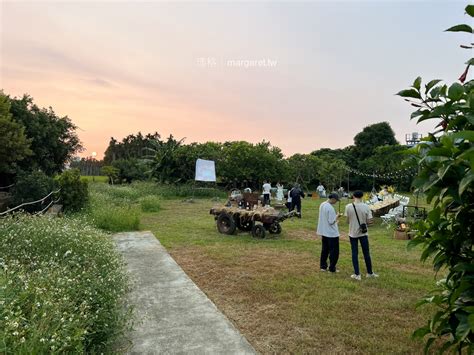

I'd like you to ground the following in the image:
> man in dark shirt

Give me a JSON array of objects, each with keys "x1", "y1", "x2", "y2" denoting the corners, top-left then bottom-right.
[{"x1": 290, "y1": 183, "x2": 305, "y2": 218}]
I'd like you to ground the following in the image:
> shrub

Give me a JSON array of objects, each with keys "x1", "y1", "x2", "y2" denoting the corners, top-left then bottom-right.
[
  {"x1": 11, "y1": 170, "x2": 55, "y2": 212},
  {"x1": 139, "y1": 195, "x2": 161, "y2": 212},
  {"x1": 0, "y1": 214, "x2": 130, "y2": 353},
  {"x1": 56, "y1": 169, "x2": 88, "y2": 212},
  {"x1": 398, "y1": 6, "x2": 474, "y2": 351}
]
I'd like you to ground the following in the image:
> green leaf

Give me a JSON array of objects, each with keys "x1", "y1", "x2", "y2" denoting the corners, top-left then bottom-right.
[
  {"x1": 427, "y1": 147, "x2": 452, "y2": 157},
  {"x1": 455, "y1": 315, "x2": 470, "y2": 340},
  {"x1": 445, "y1": 24, "x2": 473, "y2": 33},
  {"x1": 424, "y1": 337, "x2": 436, "y2": 354},
  {"x1": 466, "y1": 4, "x2": 474, "y2": 17},
  {"x1": 413, "y1": 76, "x2": 422, "y2": 90},
  {"x1": 448, "y1": 83, "x2": 464, "y2": 101},
  {"x1": 451, "y1": 130, "x2": 474, "y2": 142},
  {"x1": 468, "y1": 314, "x2": 474, "y2": 332},
  {"x1": 412, "y1": 326, "x2": 430, "y2": 339},
  {"x1": 425, "y1": 79, "x2": 442, "y2": 94},
  {"x1": 467, "y1": 58, "x2": 474, "y2": 66},
  {"x1": 396, "y1": 89, "x2": 422, "y2": 99},
  {"x1": 459, "y1": 171, "x2": 474, "y2": 195}
]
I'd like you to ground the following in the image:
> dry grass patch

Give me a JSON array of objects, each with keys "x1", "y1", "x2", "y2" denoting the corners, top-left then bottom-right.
[
  {"x1": 170, "y1": 245, "x2": 427, "y2": 354},
  {"x1": 171, "y1": 246, "x2": 319, "y2": 353}
]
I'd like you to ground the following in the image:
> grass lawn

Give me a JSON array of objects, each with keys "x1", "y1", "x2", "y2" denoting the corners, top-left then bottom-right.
[
  {"x1": 141, "y1": 196, "x2": 438, "y2": 354},
  {"x1": 81, "y1": 175, "x2": 109, "y2": 183}
]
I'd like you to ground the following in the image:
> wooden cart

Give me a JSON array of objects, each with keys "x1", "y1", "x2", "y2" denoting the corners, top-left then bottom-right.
[{"x1": 210, "y1": 205, "x2": 296, "y2": 239}]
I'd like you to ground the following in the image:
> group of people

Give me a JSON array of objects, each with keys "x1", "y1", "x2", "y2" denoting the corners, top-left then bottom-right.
[
  {"x1": 261, "y1": 181, "x2": 305, "y2": 216},
  {"x1": 261, "y1": 181, "x2": 378, "y2": 281},
  {"x1": 317, "y1": 190, "x2": 378, "y2": 280}
]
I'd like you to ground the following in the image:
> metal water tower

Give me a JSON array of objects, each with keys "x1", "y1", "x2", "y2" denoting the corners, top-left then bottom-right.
[{"x1": 405, "y1": 132, "x2": 422, "y2": 147}]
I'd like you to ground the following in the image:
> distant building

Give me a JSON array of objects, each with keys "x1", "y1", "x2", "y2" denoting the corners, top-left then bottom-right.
[{"x1": 405, "y1": 132, "x2": 422, "y2": 147}]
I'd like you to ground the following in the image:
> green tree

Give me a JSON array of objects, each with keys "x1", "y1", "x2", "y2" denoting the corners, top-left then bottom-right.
[
  {"x1": 9, "y1": 95, "x2": 82, "y2": 175},
  {"x1": 112, "y1": 158, "x2": 147, "y2": 183},
  {"x1": 359, "y1": 145, "x2": 415, "y2": 191},
  {"x1": 103, "y1": 132, "x2": 161, "y2": 163},
  {"x1": 144, "y1": 135, "x2": 185, "y2": 183},
  {"x1": 352, "y1": 122, "x2": 398, "y2": 161},
  {"x1": 398, "y1": 5, "x2": 473, "y2": 352},
  {"x1": 311, "y1": 147, "x2": 351, "y2": 164},
  {"x1": 316, "y1": 158, "x2": 347, "y2": 192},
  {"x1": 101, "y1": 165, "x2": 120, "y2": 184},
  {"x1": 0, "y1": 93, "x2": 31, "y2": 176},
  {"x1": 219, "y1": 141, "x2": 285, "y2": 189},
  {"x1": 286, "y1": 154, "x2": 322, "y2": 189}
]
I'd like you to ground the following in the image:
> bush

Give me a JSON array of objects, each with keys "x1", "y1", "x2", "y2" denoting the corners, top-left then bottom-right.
[
  {"x1": 139, "y1": 195, "x2": 161, "y2": 212},
  {"x1": 112, "y1": 159, "x2": 147, "y2": 183},
  {"x1": 0, "y1": 214, "x2": 130, "y2": 353},
  {"x1": 11, "y1": 170, "x2": 55, "y2": 212},
  {"x1": 56, "y1": 169, "x2": 88, "y2": 212}
]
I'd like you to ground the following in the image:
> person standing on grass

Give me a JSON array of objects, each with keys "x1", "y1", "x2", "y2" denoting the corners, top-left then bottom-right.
[
  {"x1": 317, "y1": 193, "x2": 341, "y2": 273},
  {"x1": 317, "y1": 182, "x2": 325, "y2": 198},
  {"x1": 262, "y1": 180, "x2": 272, "y2": 206},
  {"x1": 344, "y1": 190, "x2": 379, "y2": 281},
  {"x1": 290, "y1": 183, "x2": 305, "y2": 217}
]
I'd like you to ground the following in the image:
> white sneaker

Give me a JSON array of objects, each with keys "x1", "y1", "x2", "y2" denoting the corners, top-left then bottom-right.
[
  {"x1": 350, "y1": 274, "x2": 361, "y2": 281},
  {"x1": 366, "y1": 273, "x2": 379, "y2": 278},
  {"x1": 320, "y1": 268, "x2": 327, "y2": 272}
]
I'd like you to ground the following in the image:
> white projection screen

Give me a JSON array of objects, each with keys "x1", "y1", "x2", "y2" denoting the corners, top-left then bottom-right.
[{"x1": 195, "y1": 159, "x2": 216, "y2": 182}]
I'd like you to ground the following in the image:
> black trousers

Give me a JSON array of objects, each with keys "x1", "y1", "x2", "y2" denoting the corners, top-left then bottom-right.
[
  {"x1": 263, "y1": 194, "x2": 270, "y2": 206},
  {"x1": 320, "y1": 236, "x2": 340, "y2": 272},
  {"x1": 291, "y1": 200, "x2": 301, "y2": 214}
]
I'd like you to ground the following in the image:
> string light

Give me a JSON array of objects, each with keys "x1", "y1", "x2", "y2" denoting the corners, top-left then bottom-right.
[{"x1": 344, "y1": 166, "x2": 417, "y2": 179}]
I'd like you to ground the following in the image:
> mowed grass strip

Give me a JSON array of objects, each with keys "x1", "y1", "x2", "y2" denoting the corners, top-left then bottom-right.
[{"x1": 141, "y1": 197, "x2": 437, "y2": 354}]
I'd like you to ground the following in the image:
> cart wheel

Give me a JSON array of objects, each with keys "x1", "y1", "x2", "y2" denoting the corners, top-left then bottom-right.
[
  {"x1": 252, "y1": 224, "x2": 266, "y2": 238},
  {"x1": 217, "y1": 213, "x2": 236, "y2": 235},
  {"x1": 268, "y1": 222, "x2": 282, "y2": 234},
  {"x1": 237, "y1": 219, "x2": 253, "y2": 231}
]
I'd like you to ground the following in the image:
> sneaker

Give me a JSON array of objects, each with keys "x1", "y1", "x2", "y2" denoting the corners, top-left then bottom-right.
[
  {"x1": 350, "y1": 274, "x2": 361, "y2": 281},
  {"x1": 366, "y1": 273, "x2": 379, "y2": 278},
  {"x1": 329, "y1": 269, "x2": 340, "y2": 273},
  {"x1": 320, "y1": 268, "x2": 327, "y2": 272}
]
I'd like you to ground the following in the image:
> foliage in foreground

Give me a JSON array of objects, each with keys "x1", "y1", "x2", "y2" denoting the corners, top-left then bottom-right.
[
  {"x1": 399, "y1": 5, "x2": 474, "y2": 352},
  {"x1": 0, "y1": 214, "x2": 130, "y2": 353}
]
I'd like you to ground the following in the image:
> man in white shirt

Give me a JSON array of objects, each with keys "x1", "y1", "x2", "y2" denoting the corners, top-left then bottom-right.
[
  {"x1": 316, "y1": 183, "x2": 325, "y2": 198},
  {"x1": 344, "y1": 190, "x2": 379, "y2": 281},
  {"x1": 262, "y1": 180, "x2": 271, "y2": 206},
  {"x1": 317, "y1": 193, "x2": 341, "y2": 273}
]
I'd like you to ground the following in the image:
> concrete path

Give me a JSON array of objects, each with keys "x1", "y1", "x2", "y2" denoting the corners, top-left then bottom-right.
[{"x1": 113, "y1": 231, "x2": 256, "y2": 355}]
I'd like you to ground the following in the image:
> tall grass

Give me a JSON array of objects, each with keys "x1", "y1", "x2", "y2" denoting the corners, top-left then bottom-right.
[
  {"x1": 139, "y1": 195, "x2": 161, "y2": 212},
  {"x1": 0, "y1": 214, "x2": 131, "y2": 353},
  {"x1": 83, "y1": 181, "x2": 225, "y2": 232},
  {"x1": 85, "y1": 188, "x2": 140, "y2": 232}
]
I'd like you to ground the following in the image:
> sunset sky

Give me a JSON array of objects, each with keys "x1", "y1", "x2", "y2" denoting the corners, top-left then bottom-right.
[{"x1": 1, "y1": 0, "x2": 470, "y2": 158}]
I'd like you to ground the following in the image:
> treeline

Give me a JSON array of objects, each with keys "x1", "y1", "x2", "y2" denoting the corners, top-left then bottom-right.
[
  {"x1": 1, "y1": 91, "x2": 416, "y2": 194},
  {"x1": 96, "y1": 121, "x2": 415, "y2": 191}
]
